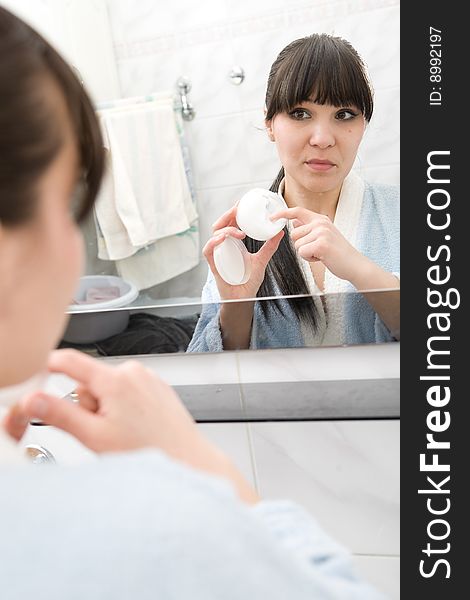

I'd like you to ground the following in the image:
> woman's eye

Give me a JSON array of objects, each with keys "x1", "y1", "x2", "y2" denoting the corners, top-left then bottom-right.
[
  {"x1": 289, "y1": 108, "x2": 310, "y2": 120},
  {"x1": 336, "y1": 109, "x2": 358, "y2": 121}
]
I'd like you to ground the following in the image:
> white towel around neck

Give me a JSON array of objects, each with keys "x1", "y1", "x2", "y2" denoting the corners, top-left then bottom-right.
[{"x1": 279, "y1": 171, "x2": 365, "y2": 346}]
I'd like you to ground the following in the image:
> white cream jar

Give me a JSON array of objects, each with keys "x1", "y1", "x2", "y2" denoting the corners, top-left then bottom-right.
[{"x1": 213, "y1": 189, "x2": 287, "y2": 286}]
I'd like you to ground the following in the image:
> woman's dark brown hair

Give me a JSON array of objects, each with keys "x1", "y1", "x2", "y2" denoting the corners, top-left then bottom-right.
[
  {"x1": 244, "y1": 34, "x2": 374, "y2": 331},
  {"x1": 0, "y1": 6, "x2": 104, "y2": 227}
]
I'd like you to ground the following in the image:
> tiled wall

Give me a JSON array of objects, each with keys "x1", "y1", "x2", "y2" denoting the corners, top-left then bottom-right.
[{"x1": 106, "y1": 0, "x2": 400, "y2": 300}]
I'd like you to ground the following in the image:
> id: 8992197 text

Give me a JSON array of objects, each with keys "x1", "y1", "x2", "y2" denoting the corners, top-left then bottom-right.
[{"x1": 429, "y1": 27, "x2": 442, "y2": 106}]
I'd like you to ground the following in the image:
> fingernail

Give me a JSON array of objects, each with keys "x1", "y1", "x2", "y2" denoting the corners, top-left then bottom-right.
[{"x1": 30, "y1": 395, "x2": 48, "y2": 418}]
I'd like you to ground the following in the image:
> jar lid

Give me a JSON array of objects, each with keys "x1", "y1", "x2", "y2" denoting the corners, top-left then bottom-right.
[
  {"x1": 213, "y1": 236, "x2": 251, "y2": 286},
  {"x1": 236, "y1": 188, "x2": 288, "y2": 241}
]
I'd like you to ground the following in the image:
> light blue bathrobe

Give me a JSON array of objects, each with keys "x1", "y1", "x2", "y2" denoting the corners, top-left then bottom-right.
[
  {"x1": 0, "y1": 450, "x2": 384, "y2": 599},
  {"x1": 187, "y1": 181, "x2": 399, "y2": 353}
]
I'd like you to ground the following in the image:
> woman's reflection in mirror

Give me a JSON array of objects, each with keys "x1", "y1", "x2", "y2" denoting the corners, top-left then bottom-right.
[{"x1": 188, "y1": 34, "x2": 399, "y2": 352}]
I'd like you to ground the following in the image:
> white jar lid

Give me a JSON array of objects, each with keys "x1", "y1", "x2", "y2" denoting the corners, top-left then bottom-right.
[
  {"x1": 213, "y1": 236, "x2": 251, "y2": 285},
  {"x1": 236, "y1": 188, "x2": 288, "y2": 241}
]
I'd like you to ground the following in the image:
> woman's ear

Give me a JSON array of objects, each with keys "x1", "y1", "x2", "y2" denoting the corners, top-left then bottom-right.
[{"x1": 265, "y1": 119, "x2": 275, "y2": 142}]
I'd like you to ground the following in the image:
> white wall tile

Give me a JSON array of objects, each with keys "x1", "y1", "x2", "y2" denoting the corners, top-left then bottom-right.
[
  {"x1": 196, "y1": 184, "x2": 254, "y2": 249},
  {"x1": 170, "y1": 0, "x2": 228, "y2": 35},
  {"x1": 179, "y1": 41, "x2": 241, "y2": 119},
  {"x1": 352, "y1": 555, "x2": 400, "y2": 600},
  {"x1": 250, "y1": 420, "x2": 400, "y2": 555},
  {"x1": 358, "y1": 86, "x2": 400, "y2": 169},
  {"x1": 186, "y1": 114, "x2": 252, "y2": 189},
  {"x1": 243, "y1": 111, "x2": 282, "y2": 183},
  {"x1": 198, "y1": 423, "x2": 256, "y2": 487},
  {"x1": 237, "y1": 343, "x2": 400, "y2": 384},
  {"x1": 117, "y1": 51, "x2": 184, "y2": 97},
  {"x1": 108, "y1": 0, "x2": 176, "y2": 45},
  {"x1": 333, "y1": 4, "x2": 400, "y2": 90},
  {"x1": 225, "y1": 0, "x2": 285, "y2": 22},
  {"x1": 232, "y1": 29, "x2": 292, "y2": 113},
  {"x1": 101, "y1": 351, "x2": 240, "y2": 386}
]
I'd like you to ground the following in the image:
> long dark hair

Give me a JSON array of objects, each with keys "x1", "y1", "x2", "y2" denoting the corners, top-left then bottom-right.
[
  {"x1": 244, "y1": 34, "x2": 374, "y2": 330},
  {"x1": 0, "y1": 6, "x2": 104, "y2": 227}
]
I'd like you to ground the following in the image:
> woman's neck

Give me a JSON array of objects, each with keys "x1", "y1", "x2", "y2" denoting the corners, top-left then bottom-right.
[{"x1": 283, "y1": 175, "x2": 343, "y2": 221}]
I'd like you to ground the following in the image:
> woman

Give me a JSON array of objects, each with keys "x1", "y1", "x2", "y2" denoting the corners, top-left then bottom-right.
[
  {"x1": 188, "y1": 34, "x2": 399, "y2": 352},
  {"x1": 0, "y1": 7, "x2": 382, "y2": 599}
]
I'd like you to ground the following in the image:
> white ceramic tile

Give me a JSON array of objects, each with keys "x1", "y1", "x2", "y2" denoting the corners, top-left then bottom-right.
[
  {"x1": 242, "y1": 110, "x2": 282, "y2": 183},
  {"x1": 179, "y1": 40, "x2": 242, "y2": 119},
  {"x1": 198, "y1": 422, "x2": 256, "y2": 487},
  {"x1": 232, "y1": 29, "x2": 292, "y2": 113},
  {"x1": 237, "y1": 343, "x2": 400, "y2": 384},
  {"x1": 108, "y1": 0, "x2": 176, "y2": 45},
  {"x1": 250, "y1": 420, "x2": 400, "y2": 555},
  {"x1": 352, "y1": 555, "x2": 400, "y2": 600},
  {"x1": 333, "y1": 4, "x2": 400, "y2": 90},
  {"x1": 196, "y1": 184, "x2": 254, "y2": 249},
  {"x1": 171, "y1": 0, "x2": 228, "y2": 34},
  {"x1": 185, "y1": 113, "x2": 252, "y2": 189},
  {"x1": 225, "y1": 0, "x2": 285, "y2": 22},
  {"x1": 117, "y1": 50, "x2": 185, "y2": 97},
  {"x1": 359, "y1": 87, "x2": 400, "y2": 169},
  {"x1": 101, "y1": 351, "x2": 240, "y2": 386},
  {"x1": 282, "y1": 15, "x2": 338, "y2": 42}
]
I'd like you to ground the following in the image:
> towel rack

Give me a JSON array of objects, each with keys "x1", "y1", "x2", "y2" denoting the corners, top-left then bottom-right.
[{"x1": 176, "y1": 76, "x2": 195, "y2": 121}]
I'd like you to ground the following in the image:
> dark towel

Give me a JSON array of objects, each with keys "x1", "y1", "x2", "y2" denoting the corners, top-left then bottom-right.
[{"x1": 59, "y1": 313, "x2": 199, "y2": 356}]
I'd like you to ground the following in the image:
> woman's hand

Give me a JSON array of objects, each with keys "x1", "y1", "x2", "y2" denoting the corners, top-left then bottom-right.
[
  {"x1": 270, "y1": 206, "x2": 365, "y2": 283},
  {"x1": 3, "y1": 349, "x2": 259, "y2": 504},
  {"x1": 204, "y1": 204, "x2": 284, "y2": 300}
]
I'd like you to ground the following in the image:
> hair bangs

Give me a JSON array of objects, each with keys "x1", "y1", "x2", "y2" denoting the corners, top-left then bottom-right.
[{"x1": 265, "y1": 34, "x2": 373, "y2": 122}]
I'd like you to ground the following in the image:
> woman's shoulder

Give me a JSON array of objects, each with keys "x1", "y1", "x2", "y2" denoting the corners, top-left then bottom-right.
[{"x1": 362, "y1": 180, "x2": 400, "y2": 225}]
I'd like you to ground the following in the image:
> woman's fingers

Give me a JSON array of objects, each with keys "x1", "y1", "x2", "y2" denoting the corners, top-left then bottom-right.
[
  {"x1": 203, "y1": 228, "x2": 246, "y2": 274},
  {"x1": 18, "y1": 391, "x2": 102, "y2": 449},
  {"x1": 290, "y1": 223, "x2": 312, "y2": 242},
  {"x1": 212, "y1": 226, "x2": 245, "y2": 240},
  {"x1": 211, "y1": 204, "x2": 239, "y2": 232},
  {"x1": 293, "y1": 229, "x2": 319, "y2": 249},
  {"x1": 269, "y1": 206, "x2": 312, "y2": 224},
  {"x1": 255, "y1": 230, "x2": 284, "y2": 265},
  {"x1": 2, "y1": 404, "x2": 30, "y2": 441},
  {"x1": 47, "y1": 349, "x2": 111, "y2": 389},
  {"x1": 74, "y1": 384, "x2": 99, "y2": 413}
]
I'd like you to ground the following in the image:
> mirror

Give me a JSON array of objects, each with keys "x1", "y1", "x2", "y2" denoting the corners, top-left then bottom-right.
[{"x1": 7, "y1": 1, "x2": 399, "y2": 344}]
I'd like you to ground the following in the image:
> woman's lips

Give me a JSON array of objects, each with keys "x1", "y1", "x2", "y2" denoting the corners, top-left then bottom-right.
[{"x1": 305, "y1": 159, "x2": 336, "y2": 172}]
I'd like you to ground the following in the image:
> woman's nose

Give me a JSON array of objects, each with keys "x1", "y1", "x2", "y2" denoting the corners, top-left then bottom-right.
[{"x1": 308, "y1": 122, "x2": 335, "y2": 148}]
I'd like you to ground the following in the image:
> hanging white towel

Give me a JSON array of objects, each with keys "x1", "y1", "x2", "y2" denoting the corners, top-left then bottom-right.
[
  {"x1": 95, "y1": 96, "x2": 197, "y2": 261},
  {"x1": 115, "y1": 222, "x2": 200, "y2": 291}
]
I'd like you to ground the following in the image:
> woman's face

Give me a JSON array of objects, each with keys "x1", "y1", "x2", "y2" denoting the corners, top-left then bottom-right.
[
  {"x1": 266, "y1": 101, "x2": 366, "y2": 196},
  {"x1": 0, "y1": 83, "x2": 83, "y2": 387}
]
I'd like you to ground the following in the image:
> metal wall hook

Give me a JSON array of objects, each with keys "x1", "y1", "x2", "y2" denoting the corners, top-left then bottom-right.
[
  {"x1": 228, "y1": 66, "x2": 245, "y2": 85},
  {"x1": 176, "y1": 76, "x2": 195, "y2": 121}
]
